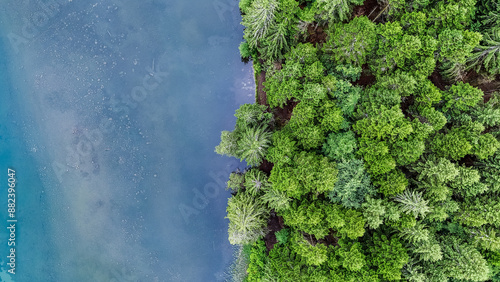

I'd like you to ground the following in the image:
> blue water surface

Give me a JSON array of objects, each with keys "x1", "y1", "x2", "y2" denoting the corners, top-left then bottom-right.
[{"x1": 0, "y1": 1, "x2": 254, "y2": 281}]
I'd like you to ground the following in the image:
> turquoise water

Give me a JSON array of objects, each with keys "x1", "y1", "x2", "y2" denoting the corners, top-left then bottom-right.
[{"x1": 0, "y1": 1, "x2": 253, "y2": 281}]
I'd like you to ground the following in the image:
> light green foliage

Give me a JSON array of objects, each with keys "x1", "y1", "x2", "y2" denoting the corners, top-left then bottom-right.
[
  {"x1": 400, "y1": 11, "x2": 428, "y2": 35},
  {"x1": 427, "y1": 0, "x2": 478, "y2": 32},
  {"x1": 442, "y1": 82, "x2": 484, "y2": 114},
  {"x1": 473, "y1": 133, "x2": 500, "y2": 160},
  {"x1": 431, "y1": 128, "x2": 473, "y2": 161},
  {"x1": 354, "y1": 105, "x2": 413, "y2": 142},
  {"x1": 438, "y1": 29, "x2": 482, "y2": 64},
  {"x1": 325, "y1": 16, "x2": 377, "y2": 66},
  {"x1": 338, "y1": 240, "x2": 366, "y2": 272},
  {"x1": 244, "y1": 168, "x2": 271, "y2": 196},
  {"x1": 246, "y1": 240, "x2": 267, "y2": 281},
  {"x1": 290, "y1": 231, "x2": 328, "y2": 266},
  {"x1": 374, "y1": 71, "x2": 417, "y2": 97},
  {"x1": 291, "y1": 151, "x2": 338, "y2": 196},
  {"x1": 242, "y1": 0, "x2": 279, "y2": 48},
  {"x1": 362, "y1": 196, "x2": 386, "y2": 229},
  {"x1": 399, "y1": 222, "x2": 430, "y2": 244},
  {"x1": 227, "y1": 170, "x2": 245, "y2": 192},
  {"x1": 328, "y1": 159, "x2": 374, "y2": 209},
  {"x1": 331, "y1": 64, "x2": 363, "y2": 82},
  {"x1": 286, "y1": 101, "x2": 344, "y2": 150},
  {"x1": 467, "y1": 28, "x2": 500, "y2": 75},
  {"x1": 235, "y1": 103, "x2": 272, "y2": 131},
  {"x1": 227, "y1": 192, "x2": 269, "y2": 245},
  {"x1": 215, "y1": 130, "x2": 239, "y2": 157},
  {"x1": 427, "y1": 199, "x2": 459, "y2": 222},
  {"x1": 340, "y1": 209, "x2": 366, "y2": 239},
  {"x1": 280, "y1": 199, "x2": 337, "y2": 239},
  {"x1": 472, "y1": 94, "x2": 500, "y2": 127},
  {"x1": 358, "y1": 138, "x2": 396, "y2": 175},
  {"x1": 413, "y1": 237, "x2": 443, "y2": 262},
  {"x1": 322, "y1": 131, "x2": 357, "y2": 162},
  {"x1": 390, "y1": 132, "x2": 426, "y2": 166},
  {"x1": 468, "y1": 227, "x2": 500, "y2": 251},
  {"x1": 414, "y1": 80, "x2": 442, "y2": 108},
  {"x1": 450, "y1": 166, "x2": 488, "y2": 197},
  {"x1": 480, "y1": 152, "x2": 500, "y2": 193},
  {"x1": 266, "y1": 129, "x2": 297, "y2": 165},
  {"x1": 260, "y1": 187, "x2": 291, "y2": 212},
  {"x1": 402, "y1": 260, "x2": 427, "y2": 282},
  {"x1": 239, "y1": 0, "x2": 253, "y2": 14},
  {"x1": 456, "y1": 196, "x2": 500, "y2": 227},
  {"x1": 373, "y1": 169, "x2": 408, "y2": 196},
  {"x1": 394, "y1": 190, "x2": 431, "y2": 219},
  {"x1": 419, "y1": 106, "x2": 447, "y2": 131},
  {"x1": 237, "y1": 126, "x2": 272, "y2": 166},
  {"x1": 437, "y1": 236, "x2": 490, "y2": 281},
  {"x1": 368, "y1": 233, "x2": 409, "y2": 281}
]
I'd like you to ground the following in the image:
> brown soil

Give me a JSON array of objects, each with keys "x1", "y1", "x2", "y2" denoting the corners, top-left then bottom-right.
[
  {"x1": 306, "y1": 25, "x2": 327, "y2": 46},
  {"x1": 354, "y1": 64, "x2": 377, "y2": 87},
  {"x1": 259, "y1": 159, "x2": 274, "y2": 174},
  {"x1": 353, "y1": 0, "x2": 381, "y2": 20},
  {"x1": 256, "y1": 60, "x2": 268, "y2": 106},
  {"x1": 463, "y1": 70, "x2": 500, "y2": 102},
  {"x1": 264, "y1": 212, "x2": 284, "y2": 251},
  {"x1": 429, "y1": 69, "x2": 447, "y2": 91}
]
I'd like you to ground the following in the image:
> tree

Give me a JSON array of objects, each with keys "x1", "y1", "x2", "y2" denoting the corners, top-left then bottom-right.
[
  {"x1": 322, "y1": 131, "x2": 357, "y2": 162},
  {"x1": 313, "y1": 0, "x2": 365, "y2": 23},
  {"x1": 373, "y1": 169, "x2": 408, "y2": 196},
  {"x1": 437, "y1": 236, "x2": 490, "y2": 281},
  {"x1": 234, "y1": 103, "x2": 272, "y2": 131},
  {"x1": 442, "y1": 82, "x2": 483, "y2": 115},
  {"x1": 242, "y1": 0, "x2": 279, "y2": 49},
  {"x1": 237, "y1": 126, "x2": 272, "y2": 166},
  {"x1": 215, "y1": 130, "x2": 239, "y2": 157},
  {"x1": 260, "y1": 187, "x2": 291, "y2": 212},
  {"x1": 325, "y1": 16, "x2": 377, "y2": 66},
  {"x1": 456, "y1": 196, "x2": 500, "y2": 227},
  {"x1": 227, "y1": 170, "x2": 245, "y2": 192},
  {"x1": 367, "y1": 233, "x2": 409, "y2": 281},
  {"x1": 398, "y1": 222, "x2": 430, "y2": 244},
  {"x1": 290, "y1": 230, "x2": 328, "y2": 266},
  {"x1": 412, "y1": 237, "x2": 443, "y2": 262},
  {"x1": 266, "y1": 129, "x2": 298, "y2": 165},
  {"x1": 466, "y1": 28, "x2": 500, "y2": 75},
  {"x1": 394, "y1": 190, "x2": 431, "y2": 219},
  {"x1": 338, "y1": 240, "x2": 366, "y2": 272},
  {"x1": 227, "y1": 192, "x2": 269, "y2": 245},
  {"x1": 328, "y1": 159, "x2": 374, "y2": 209},
  {"x1": 438, "y1": 29, "x2": 482, "y2": 64},
  {"x1": 362, "y1": 196, "x2": 386, "y2": 229},
  {"x1": 245, "y1": 168, "x2": 271, "y2": 196}
]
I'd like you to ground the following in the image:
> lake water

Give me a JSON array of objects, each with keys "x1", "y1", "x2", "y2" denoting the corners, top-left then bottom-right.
[{"x1": 0, "y1": 1, "x2": 253, "y2": 281}]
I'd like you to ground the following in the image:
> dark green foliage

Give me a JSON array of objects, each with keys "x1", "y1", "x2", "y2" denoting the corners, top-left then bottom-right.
[
  {"x1": 328, "y1": 159, "x2": 374, "y2": 209},
  {"x1": 313, "y1": 0, "x2": 365, "y2": 24},
  {"x1": 275, "y1": 228, "x2": 290, "y2": 245},
  {"x1": 266, "y1": 129, "x2": 298, "y2": 165},
  {"x1": 325, "y1": 16, "x2": 377, "y2": 66},
  {"x1": 480, "y1": 151, "x2": 500, "y2": 193}
]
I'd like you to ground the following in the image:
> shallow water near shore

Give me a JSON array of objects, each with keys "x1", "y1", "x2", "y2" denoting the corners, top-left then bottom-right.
[{"x1": 0, "y1": 1, "x2": 253, "y2": 281}]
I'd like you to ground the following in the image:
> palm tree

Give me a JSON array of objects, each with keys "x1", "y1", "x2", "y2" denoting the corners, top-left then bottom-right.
[
  {"x1": 226, "y1": 192, "x2": 268, "y2": 245},
  {"x1": 237, "y1": 126, "x2": 272, "y2": 167}
]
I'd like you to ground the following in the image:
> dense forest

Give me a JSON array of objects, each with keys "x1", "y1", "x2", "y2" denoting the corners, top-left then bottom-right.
[{"x1": 216, "y1": 0, "x2": 500, "y2": 281}]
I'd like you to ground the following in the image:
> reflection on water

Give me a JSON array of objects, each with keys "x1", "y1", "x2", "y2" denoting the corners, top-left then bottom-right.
[{"x1": 0, "y1": 0, "x2": 253, "y2": 281}]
